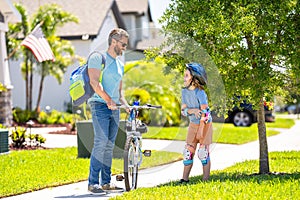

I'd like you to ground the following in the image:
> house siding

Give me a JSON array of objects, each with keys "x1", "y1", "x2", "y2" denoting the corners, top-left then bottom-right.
[
  {"x1": 10, "y1": 14, "x2": 115, "y2": 112},
  {"x1": 8, "y1": 0, "x2": 160, "y2": 112}
]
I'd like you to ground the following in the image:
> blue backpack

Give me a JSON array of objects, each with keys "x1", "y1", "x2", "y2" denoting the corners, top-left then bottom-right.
[{"x1": 69, "y1": 51, "x2": 105, "y2": 107}]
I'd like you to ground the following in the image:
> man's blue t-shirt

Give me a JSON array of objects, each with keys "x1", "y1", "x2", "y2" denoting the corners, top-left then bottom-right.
[
  {"x1": 87, "y1": 52, "x2": 124, "y2": 104},
  {"x1": 181, "y1": 88, "x2": 209, "y2": 124}
]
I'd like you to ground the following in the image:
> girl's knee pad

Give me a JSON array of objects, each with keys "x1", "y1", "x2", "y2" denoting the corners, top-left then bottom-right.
[
  {"x1": 183, "y1": 147, "x2": 194, "y2": 166},
  {"x1": 197, "y1": 146, "x2": 209, "y2": 166}
]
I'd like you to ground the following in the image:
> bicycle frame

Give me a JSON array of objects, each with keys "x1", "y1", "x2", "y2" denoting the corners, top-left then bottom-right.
[{"x1": 116, "y1": 103, "x2": 161, "y2": 191}]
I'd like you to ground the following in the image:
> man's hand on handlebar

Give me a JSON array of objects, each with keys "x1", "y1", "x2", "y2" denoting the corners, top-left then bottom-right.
[
  {"x1": 114, "y1": 103, "x2": 130, "y2": 112},
  {"x1": 116, "y1": 104, "x2": 162, "y2": 110},
  {"x1": 124, "y1": 104, "x2": 130, "y2": 113},
  {"x1": 107, "y1": 100, "x2": 118, "y2": 110}
]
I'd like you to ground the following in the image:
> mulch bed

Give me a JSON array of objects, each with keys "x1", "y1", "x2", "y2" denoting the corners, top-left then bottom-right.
[
  {"x1": 13, "y1": 119, "x2": 66, "y2": 128},
  {"x1": 47, "y1": 124, "x2": 77, "y2": 135},
  {"x1": 9, "y1": 144, "x2": 48, "y2": 151},
  {"x1": 13, "y1": 120, "x2": 77, "y2": 135},
  {"x1": 48, "y1": 129, "x2": 77, "y2": 135},
  {"x1": 8, "y1": 121, "x2": 77, "y2": 151}
]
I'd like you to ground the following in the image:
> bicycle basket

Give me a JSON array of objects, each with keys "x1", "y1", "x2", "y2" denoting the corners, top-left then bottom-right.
[{"x1": 137, "y1": 123, "x2": 148, "y2": 134}]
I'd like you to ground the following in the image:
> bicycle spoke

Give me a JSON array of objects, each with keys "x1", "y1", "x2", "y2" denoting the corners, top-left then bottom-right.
[{"x1": 124, "y1": 137, "x2": 138, "y2": 191}]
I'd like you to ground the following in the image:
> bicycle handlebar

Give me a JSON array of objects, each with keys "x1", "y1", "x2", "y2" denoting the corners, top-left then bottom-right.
[{"x1": 116, "y1": 104, "x2": 162, "y2": 110}]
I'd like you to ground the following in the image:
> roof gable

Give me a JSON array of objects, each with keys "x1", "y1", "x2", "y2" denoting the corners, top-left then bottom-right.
[
  {"x1": 116, "y1": 0, "x2": 148, "y2": 15},
  {"x1": 13, "y1": 0, "x2": 115, "y2": 37},
  {"x1": 0, "y1": 0, "x2": 21, "y2": 23}
]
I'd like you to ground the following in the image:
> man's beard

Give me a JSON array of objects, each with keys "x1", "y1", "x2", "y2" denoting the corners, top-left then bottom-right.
[{"x1": 114, "y1": 46, "x2": 122, "y2": 56}]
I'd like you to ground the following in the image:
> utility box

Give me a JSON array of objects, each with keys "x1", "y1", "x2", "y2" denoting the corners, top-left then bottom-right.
[
  {"x1": 76, "y1": 120, "x2": 126, "y2": 158},
  {"x1": 0, "y1": 129, "x2": 9, "y2": 154}
]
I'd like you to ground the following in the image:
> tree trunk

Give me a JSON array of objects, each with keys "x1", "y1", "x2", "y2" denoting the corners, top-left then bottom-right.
[
  {"x1": 257, "y1": 97, "x2": 270, "y2": 174},
  {"x1": 25, "y1": 56, "x2": 29, "y2": 110},
  {"x1": 29, "y1": 63, "x2": 33, "y2": 111},
  {"x1": 35, "y1": 71, "x2": 45, "y2": 113}
]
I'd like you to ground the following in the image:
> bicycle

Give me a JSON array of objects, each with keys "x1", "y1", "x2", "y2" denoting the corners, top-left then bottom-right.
[{"x1": 115, "y1": 103, "x2": 162, "y2": 191}]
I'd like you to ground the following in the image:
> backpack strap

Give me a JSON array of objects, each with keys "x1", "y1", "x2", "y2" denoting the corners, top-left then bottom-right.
[
  {"x1": 99, "y1": 54, "x2": 106, "y2": 83},
  {"x1": 86, "y1": 51, "x2": 106, "y2": 82},
  {"x1": 83, "y1": 51, "x2": 106, "y2": 120}
]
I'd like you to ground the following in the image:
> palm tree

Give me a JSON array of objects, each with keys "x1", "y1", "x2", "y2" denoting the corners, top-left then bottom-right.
[
  {"x1": 7, "y1": 3, "x2": 79, "y2": 112},
  {"x1": 7, "y1": 4, "x2": 31, "y2": 110}
]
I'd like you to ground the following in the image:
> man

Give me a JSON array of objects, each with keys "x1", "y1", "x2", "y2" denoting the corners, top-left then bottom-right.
[{"x1": 87, "y1": 28, "x2": 129, "y2": 195}]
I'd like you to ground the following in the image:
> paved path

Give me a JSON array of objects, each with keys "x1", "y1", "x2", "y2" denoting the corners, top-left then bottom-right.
[{"x1": 3, "y1": 118, "x2": 300, "y2": 200}]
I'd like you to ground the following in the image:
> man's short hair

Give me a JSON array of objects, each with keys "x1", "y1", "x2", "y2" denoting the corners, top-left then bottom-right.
[{"x1": 108, "y1": 28, "x2": 129, "y2": 45}]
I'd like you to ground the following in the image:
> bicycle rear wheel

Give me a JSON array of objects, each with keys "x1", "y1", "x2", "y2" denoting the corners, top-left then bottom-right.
[{"x1": 124, "y1": 137, "x2": 138, "y2": 191}]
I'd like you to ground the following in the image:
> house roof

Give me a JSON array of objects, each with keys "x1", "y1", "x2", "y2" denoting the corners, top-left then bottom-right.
[
  {"x1": 0, "y1": 0, "x2": 21, "y2": 23},
  {"x1": 136, "y1": 29, "x2": 168, "y2": 52},
  {"x1": 12, "y1": 0, "x2": 124, "y2": 38},
  {"x1": 116, "y1": 0, "x2": 148, "y2": 15}
]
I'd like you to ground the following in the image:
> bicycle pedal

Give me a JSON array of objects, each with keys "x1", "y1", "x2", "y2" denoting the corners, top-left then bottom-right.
[
  {"x1": 116, "y1": 174, "x2": 124, "y2": 181},
  {"x1": 143, "y1": 150, "x2": 151, "y2": 157}
]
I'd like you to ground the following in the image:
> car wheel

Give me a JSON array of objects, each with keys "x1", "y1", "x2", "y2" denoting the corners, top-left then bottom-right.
[{"x1": 233, "y1": 111, "x2": 252, "y2": 126}]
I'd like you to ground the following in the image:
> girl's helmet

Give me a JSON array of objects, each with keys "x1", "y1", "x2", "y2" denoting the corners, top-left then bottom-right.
[{"x1": 186, "y1": 63, "x2": 207, "y2": 85}]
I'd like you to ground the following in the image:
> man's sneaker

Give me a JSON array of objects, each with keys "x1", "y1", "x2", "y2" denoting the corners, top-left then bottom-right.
[
  {"x1": 179, "y1": 179, "x2": 190, "y2": 184},
  {"x1": 88, "y1": 184, "x2": 106, "y2": 195},
  {"x1": 102, "y1": 183, "x2": 124, "y2": 192}
]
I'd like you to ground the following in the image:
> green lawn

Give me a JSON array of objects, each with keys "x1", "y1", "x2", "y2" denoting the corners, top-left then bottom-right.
[
  {"x1": 112, "y1": 151, "x2": 300, "y2": 200},
  {"x1": 265, "y1": 116, "x2": 296, "y2": 128},
  {"x1": 144, "y1": 118, "x2": 295, "y2": 144},
  {"x1": 0, "y1": 147, "x2": 181, "y2": 198},
  {"x1": 0, "y1": 117, "x2": 295, "y2": 198}
]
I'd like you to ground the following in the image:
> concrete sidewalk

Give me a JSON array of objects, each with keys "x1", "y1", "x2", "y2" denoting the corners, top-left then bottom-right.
[{"x1": 3, "y1": 119, "x2": 300, "y2": 200}]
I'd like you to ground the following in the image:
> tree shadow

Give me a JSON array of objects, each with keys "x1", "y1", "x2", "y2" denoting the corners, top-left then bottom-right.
[{"x1": 159, "y1": 171, "x2": 300, "y2": 187}]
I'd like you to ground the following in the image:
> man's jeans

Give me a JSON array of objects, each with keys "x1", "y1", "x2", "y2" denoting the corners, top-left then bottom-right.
[{"x1": 88, "y1": 102, "x2": 120, "y2": 186}]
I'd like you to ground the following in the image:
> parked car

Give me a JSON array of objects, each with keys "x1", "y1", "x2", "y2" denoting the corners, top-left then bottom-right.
[
  {"x1": 212, "y1": 101, "x2": 275, "y2": 127},
  {"x1": 286, "y1": 104, "x2": 300, "y2": 114}
]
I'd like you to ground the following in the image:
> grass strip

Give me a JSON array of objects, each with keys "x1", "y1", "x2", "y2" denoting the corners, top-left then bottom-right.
[
  {"x1": 0, "y1": 147, "x2": 181, "y2": 198},
  {"x1": 112, "y1": 151, "x2": 300, "y2": 200},
  {"x1": 144, "y1": 118, "x2": 295, "y2": 144}
]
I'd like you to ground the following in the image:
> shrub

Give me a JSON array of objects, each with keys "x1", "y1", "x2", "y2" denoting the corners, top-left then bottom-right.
[
  {"x1": 34, "y1": 134, "x2": 46, "y2": 146},
  {"x1": 9, "y1": 127, "x2": 46, "y2": 148},
  {"x1": 10, "y1": 127, "x2": 27, "y2": 148},
  {"x1": 50, "y1": 110, "x2": 64, "y2": 124},
  {"x1": 14, "y1": 107, "x2": 84, "y2": 128},
  {"x1": 37, "y1": 111, "x2": 48, "y2": 124},
  {"x1": 37, "y1": 110, "x2": 73, "y2": 124},
  {"x1": 12, "y1": 107, "x2": 37, "y2": 124}
]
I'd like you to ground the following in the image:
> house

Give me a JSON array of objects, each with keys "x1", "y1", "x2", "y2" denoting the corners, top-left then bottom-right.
[
  {"x1": 0, "y1": 0, "x2": 21, "y2": 126},
  {"x1": 8, "y1": 0, "x2": 167, "y2": 112},
  {"x1": 117, "y1": 0, "x2": 152, "y2": 47}
]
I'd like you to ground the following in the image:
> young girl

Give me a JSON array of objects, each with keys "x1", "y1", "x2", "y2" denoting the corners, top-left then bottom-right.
[{"x1": 180, "y1": 63, "x2": 213, "y2": 182}]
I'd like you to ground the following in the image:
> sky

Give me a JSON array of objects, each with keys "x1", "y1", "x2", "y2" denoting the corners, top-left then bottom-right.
[{"x1": 148, "y1": 0, "x2": 171, "y2": 27}]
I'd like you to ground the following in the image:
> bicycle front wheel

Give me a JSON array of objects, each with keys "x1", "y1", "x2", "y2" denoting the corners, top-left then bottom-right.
[{"x1": 124, "y1": 137, "x2": 138, "y2": 191}]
